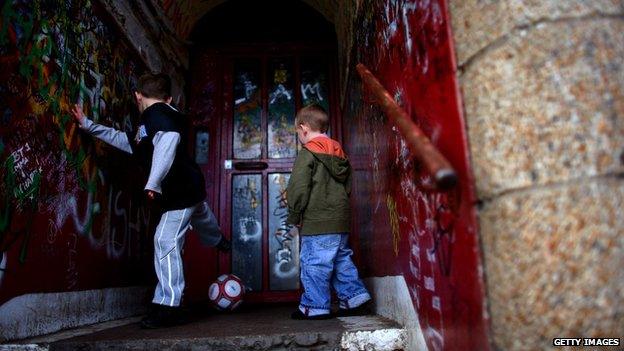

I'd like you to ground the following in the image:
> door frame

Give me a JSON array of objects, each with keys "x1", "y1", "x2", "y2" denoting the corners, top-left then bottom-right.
[{"x1": 208, "y1": 43, "x2": 341, "y2": 303}]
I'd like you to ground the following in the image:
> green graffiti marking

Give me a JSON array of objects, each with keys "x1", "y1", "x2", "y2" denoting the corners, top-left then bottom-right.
[
  {"x1": 0, "y1": 0, "x2": 144, "y2": 269},
  {"x1": 0, "y1": 155, "x2": 41, "y2": 263}
]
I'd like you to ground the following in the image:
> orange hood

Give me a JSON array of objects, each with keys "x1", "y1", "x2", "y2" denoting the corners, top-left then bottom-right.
[{"x1": 304, "y1": 136, "x2": 346, "y2": 159}]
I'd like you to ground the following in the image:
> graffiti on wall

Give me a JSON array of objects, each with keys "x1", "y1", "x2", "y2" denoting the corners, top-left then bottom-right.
[
  {"x1": 386, "y1": 194, "x2": 401, "y2": 256},
  {"x1": 182, "y1": 52, "x2": 221, "y2": 303},
  {"x1": 188, "y1": 53, "x2": 220, "y2": 128},
  {"x1": 0, "y1": 0, "x2": 152, "y2": 304},
  {"x1": 345, "y1": 0, "x2": 488, "y2": 350},
  {"x1": 0, "y1": 252, "x2": 6, "y2": 287}
]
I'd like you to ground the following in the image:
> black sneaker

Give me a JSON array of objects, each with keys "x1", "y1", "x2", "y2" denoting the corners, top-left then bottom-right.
[
  {"x1": 140, "y1": 304, "x2": 188, "y2": 329},
  {"x1": 215, "y1": 236, "x2": 231, "y2": 252},
  {"x1": 336, "y1": 300, "x2": 373, "y2": 317},
  {"x1": 290, "y1": 310, "x2": 334, "y2": 320}
]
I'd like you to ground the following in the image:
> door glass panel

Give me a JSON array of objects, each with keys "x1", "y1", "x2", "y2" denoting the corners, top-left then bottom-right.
[
  {"x1": 268, "y1": 59, "x2": 296, "y2": 159},
  {"x1": 268, "y1": 173, "x2": 299, "y2": 290},
  {"x1": 300, "y1": 59, "x2": 329, "y2": 112},
  {"x1": 232, "y1": 174, "x2": 263, "y2": 291},
  {"x1": 233, "y1": 61, "x2": 262, "y2": 159},
  {"x1": 195, "y1": 130, "x2": 209, "y2": 165}
]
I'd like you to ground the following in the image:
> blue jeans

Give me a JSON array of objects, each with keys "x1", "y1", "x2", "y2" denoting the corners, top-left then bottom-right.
[{"x1": 299, "y1": 233, "x2": 371, "y2": 316}]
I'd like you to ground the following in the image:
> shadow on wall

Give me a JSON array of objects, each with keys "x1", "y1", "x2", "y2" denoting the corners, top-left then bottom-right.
[{"x1": 0, "y1": 0, "x2": 155, "y2": 308}]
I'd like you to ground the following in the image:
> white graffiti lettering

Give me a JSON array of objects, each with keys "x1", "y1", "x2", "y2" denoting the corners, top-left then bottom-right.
[
  {"x1": 235, "y1": 76, "x2": 257, "y2": 105},
  {"x1": 238, "y1": 217, "x2": 262, "y2": 242},
  {"x1": 301, "y1": 82, "x2": 324, "y2": 102},
  {"x1": 273, "y1": 227, "x2": 299, "y2": 279},
  {"x1": 66, "y1": 232, "x2": 78, "y2": 289},
  {"x1": 10, "y1": 143, "x2": 43, "y2": 200},
  {"x1": 425, "y1": 326, "x2": 444, "y2": 351},
  {"x1": 0, "y1": 251, "x2": 6, "y2": 288},
  {"x1": 269, "y1": 84, "x2": 292, "y2": 104}
]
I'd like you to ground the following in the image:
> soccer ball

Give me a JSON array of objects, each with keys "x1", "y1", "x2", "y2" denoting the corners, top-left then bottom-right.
[{"x1": 208, "y1": 274, "x2": 245, "y2": 311}]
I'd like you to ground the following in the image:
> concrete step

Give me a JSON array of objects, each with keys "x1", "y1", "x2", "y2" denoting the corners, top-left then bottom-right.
[{"x1": 2, "y1": 305, "x2": 406, "y2": 351}]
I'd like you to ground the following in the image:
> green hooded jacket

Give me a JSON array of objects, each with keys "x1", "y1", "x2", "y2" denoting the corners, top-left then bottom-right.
[{"x1": 286, "y1": 136, "x2": 351, "y2": 235}]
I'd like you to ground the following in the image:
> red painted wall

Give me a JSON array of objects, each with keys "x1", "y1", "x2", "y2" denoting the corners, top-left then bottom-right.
[
  {"x1": 0, "y1": 0, "x2": 154, "y2": 306},
  {"x1": 2, "y1": 5, "x2": 490, "y2": 347},
  {"x1": 343, "y1": 1, "x2": 489, "y2": 350},
  {"x1": 182, "y1": 51, "x2": 222, "y2": 302}
]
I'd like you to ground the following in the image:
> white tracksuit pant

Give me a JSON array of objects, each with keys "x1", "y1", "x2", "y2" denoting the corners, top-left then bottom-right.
[{"x1": 152, "y1": 200, "x2": 222, "y2": 306}]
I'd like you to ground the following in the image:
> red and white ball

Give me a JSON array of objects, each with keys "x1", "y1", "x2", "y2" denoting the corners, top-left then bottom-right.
[{"x1": 208, "y1": 274, "x2": 245, "y2": 311}]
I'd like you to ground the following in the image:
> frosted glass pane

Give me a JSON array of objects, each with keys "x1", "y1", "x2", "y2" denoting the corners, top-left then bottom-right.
[
  {"x1": 232, "y1": 174, "x2": 263, "y2": 291},
  {"x1": 268, "y1": 173, "x2": 299, "y2": 290},
  {"x1": 233, "y1": 61, "x2": 262, "y2": 159},
  {"x1": 268, "y1": 59, "x2": 296, "y2": 159}
]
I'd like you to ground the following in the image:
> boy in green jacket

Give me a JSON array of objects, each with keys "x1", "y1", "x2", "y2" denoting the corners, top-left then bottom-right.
[{"x1": 287, "y1": 104, "x2": 371, "y2": 320}]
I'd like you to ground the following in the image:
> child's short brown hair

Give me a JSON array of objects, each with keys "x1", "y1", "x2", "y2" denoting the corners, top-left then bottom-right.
[
  {"x1": 295, "y1": 104, "x2": 329, "y2": 133},
  {"x1": 137, "y1": 73, "x2": 171, "y2": 100}
]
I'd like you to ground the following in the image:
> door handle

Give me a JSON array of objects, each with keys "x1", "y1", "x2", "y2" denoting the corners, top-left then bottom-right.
[{"x1": 234, "y1": 161, "x2": 268, "y2": 171}]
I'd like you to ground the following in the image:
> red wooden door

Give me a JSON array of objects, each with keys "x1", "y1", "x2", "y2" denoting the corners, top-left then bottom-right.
[{"x1": 190, "y1": 44, "x2": 339, "y2": 303}]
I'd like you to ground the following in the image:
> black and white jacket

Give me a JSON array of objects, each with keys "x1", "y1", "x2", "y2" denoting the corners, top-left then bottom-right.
[{"x1": 80, "y1": 102, "x2": 206, "y2": 211}]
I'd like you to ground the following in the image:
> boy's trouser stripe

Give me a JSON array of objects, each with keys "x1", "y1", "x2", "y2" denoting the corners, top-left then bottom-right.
[
  {"x1": 175, "y1": 233, "x2": 183, "y2": 305},
  {"x1": 167, "y1": 255, "x2": 174, "y2": 305},
  {"x1": 157, "y1": 212, "x2": 169, "y2": 305},
  {"x1": 169, "y1": 209, "x2": 186, "y2": 306}
]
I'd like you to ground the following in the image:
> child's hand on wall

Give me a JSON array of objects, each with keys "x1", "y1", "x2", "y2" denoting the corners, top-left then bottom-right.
[
  {"x1": 71, "y1": 104, "x2": 87, "y2": 127},
  {"x1": 145, "y1": 190, "x2": 158, "y2": 201},
  {"x1": 144, "y1": 190, "x2": 162, "y2": 210}
]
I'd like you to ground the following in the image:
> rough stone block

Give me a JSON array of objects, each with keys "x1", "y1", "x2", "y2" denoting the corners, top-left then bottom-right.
[
  {"x1": 449, "y1": 0, "x2": 624, "y2": 66},
  {"x1": 460, "y1": 18, "x2": 624, "y2": 198},
  {"x1": 479, "y1": 177, "x2": 624, "y2": 350}
]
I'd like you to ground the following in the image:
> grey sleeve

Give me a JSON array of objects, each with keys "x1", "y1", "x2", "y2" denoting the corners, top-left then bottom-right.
[
  {"x1": 80, "y1": 118, "x2": 133, "y2": 154},
  {"x1": 144, "y1": 131, "x2": 180, "y2": 194}
]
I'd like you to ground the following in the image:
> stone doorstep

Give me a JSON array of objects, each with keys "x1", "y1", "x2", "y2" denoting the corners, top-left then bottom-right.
[
  {"x1": 339, "y1": 324, "x2": 406, "y2": 351},
  {"x1": 0, "y1": 307, "x2": 406, "y2": 351}
]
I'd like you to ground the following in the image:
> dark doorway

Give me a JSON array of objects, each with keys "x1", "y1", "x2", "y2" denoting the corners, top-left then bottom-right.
[
  {"x1": 189, "y1": 0, "x2": 336, "y2": 45},
  {"x1": 186, "y1": 0, "x2": 340, "y2": 303}
]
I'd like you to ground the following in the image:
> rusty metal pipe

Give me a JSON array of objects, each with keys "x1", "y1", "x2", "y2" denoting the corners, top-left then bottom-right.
[{"x1": 356, "y1": 63, "x2": 458, "y2": 190}]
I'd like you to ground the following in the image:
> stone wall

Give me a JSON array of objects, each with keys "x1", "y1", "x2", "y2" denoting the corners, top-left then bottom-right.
[{"x1": 449, "y1": 1, "x2": 624, "y2": 349}]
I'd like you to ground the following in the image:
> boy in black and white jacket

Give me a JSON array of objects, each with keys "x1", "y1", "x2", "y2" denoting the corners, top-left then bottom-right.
[{"x1": 71, "y1": 73, "x2": 230, "y2": 328}]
